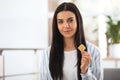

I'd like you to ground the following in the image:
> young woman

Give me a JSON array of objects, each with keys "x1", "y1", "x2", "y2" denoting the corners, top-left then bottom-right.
[{"x1": 40, "y1": 2, "x2": 103, "y2": 80}]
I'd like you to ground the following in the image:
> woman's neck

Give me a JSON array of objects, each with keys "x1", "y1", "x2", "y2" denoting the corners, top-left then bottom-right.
[{"x1": 64, "y1": 38, "x2": 76, "y2": 51}]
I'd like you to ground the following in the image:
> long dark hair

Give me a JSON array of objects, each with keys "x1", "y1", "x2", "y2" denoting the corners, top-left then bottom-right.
[{"x1": 49, "y1": 2, "x2": 87, "y2": 80}]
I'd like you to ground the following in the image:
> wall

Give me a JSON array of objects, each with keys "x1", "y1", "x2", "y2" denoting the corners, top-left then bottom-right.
[
  {"x1": 0, "y1": 0, "x2": 48, "y2": 48},
  {"x1": 0, "y1": 0, "x2": 48, "y2": 80}
]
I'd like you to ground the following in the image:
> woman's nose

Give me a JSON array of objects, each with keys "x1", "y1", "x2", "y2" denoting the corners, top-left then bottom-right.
[{"x1": 64, "y1": 22, "x2": 70, "y2": 28}]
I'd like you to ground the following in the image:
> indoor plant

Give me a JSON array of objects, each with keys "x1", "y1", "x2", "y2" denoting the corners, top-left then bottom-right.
[{"x1": 106, "y1": 16, "x2": 120, "y2": 57}]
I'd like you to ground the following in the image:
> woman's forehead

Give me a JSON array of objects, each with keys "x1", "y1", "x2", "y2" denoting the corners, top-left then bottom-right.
[{"x1": 57, "y1": 11, "x2": 75, "y2": 19}]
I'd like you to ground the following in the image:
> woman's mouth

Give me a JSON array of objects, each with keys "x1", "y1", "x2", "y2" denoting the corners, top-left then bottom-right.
[{"x1": 63, "y1": 29, "x2": 72, "y2": 33}]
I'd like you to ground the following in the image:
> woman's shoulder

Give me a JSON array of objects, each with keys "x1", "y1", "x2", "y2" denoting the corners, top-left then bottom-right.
[
  {"x1": 86, "y1": 41, "x2": 100, "y2": 53},
  {"x1": 43, "y1": 46, "x2": 51, "y2": 53},
  {"x1": 43, "y1": 46, "x2": 51, "y2": 57},
  {"x1": 44, "y1": 46, "x2": 51, "y2": 51}
]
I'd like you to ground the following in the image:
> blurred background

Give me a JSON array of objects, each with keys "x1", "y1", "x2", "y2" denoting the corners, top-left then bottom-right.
[{"x1": 0, "y1": 0, "x2": 120, "y2": 80}]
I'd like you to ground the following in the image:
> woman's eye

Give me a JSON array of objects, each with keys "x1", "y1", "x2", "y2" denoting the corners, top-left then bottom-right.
[
  {"x1": 68, "y1": 19, "x2": 73, "y2": 23},
  {"x1": 57, "y1": 20, "x2": 63, "y2": 24}
]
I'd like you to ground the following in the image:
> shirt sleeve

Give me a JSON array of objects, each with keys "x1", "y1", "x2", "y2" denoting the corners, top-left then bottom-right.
[
  {"x1": 81, "y1": 42, "x2": 103, "y2": 80},
  {"x1": 39, "y1": 48, "x2": 52, "y2": 80}
]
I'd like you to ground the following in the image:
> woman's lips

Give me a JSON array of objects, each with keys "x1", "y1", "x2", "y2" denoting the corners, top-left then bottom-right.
[{"x1": 63, "y1": 29, "x2": 72, "y2": 33}]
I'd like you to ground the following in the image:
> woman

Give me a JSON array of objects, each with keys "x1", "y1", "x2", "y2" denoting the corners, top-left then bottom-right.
[{"x1": 40, "y1": 2, "x2": 103, "y2": 80}]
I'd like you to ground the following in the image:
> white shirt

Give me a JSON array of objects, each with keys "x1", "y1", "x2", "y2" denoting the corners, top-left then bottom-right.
[{"x1": 63, "y1": 50, "x2": 78, "y2": 80}]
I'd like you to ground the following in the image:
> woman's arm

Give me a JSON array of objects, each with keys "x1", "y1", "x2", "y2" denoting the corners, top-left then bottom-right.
[
  {"x1": 81, "y1": 42, "x2": 103, "y2": 80},
  {"x1": 39, "y1": 48, "x2": 52, "y2": 80}
]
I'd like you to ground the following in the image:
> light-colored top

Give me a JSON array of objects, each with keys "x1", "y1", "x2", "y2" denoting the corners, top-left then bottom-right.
[
  {"x1": 40, "y1": 41, "x2": 103, "y2": 80},
  {"x1": 63, "y1": 50, "x2": 78, "y2": 80}
]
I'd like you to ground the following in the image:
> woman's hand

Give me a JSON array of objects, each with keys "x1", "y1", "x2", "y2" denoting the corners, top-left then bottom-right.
[{"x1": 80, "y1": 51, "x2": 92, "y2": 74}]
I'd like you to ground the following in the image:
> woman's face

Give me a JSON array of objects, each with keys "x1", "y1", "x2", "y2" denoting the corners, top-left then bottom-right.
[{"x1": 57, "y1": 11, "x2": 77, "y2": 39}]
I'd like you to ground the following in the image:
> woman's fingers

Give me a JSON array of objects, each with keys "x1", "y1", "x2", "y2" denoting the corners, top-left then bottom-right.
[
  {"x1": 80, "y1": 51, "x2": 92, "y2": 73},
  {"x1": 81, "y1": 51, "x2": 92, "y2": 64}
]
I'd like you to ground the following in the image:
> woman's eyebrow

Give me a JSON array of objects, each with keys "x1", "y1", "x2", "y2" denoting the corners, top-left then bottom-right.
[
  {"x1": 57, "y1": 17, "x2": 74, "y2": 21},
  {"x1": 57, "y1": 19, "x2": 63, "y2": 20},
  {"x1": 67, "y1": 17, "x2": 74, "y2": 20}
]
